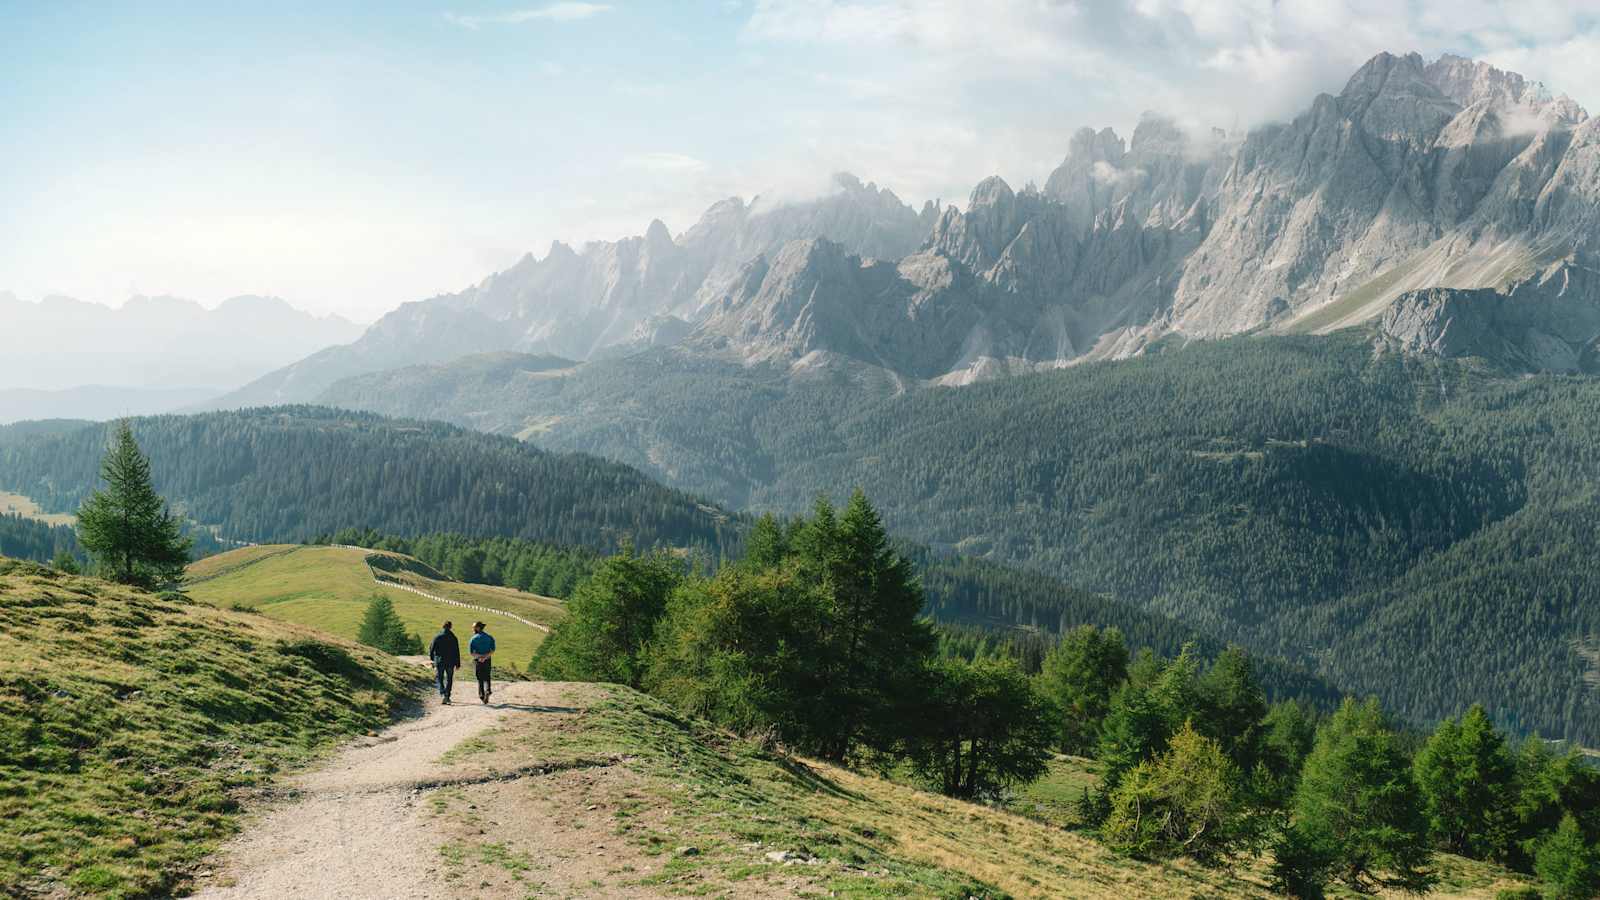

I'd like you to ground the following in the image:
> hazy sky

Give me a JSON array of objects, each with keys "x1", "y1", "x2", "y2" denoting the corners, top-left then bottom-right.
[{"x1": 4, "y1": 0, "x2": 1598, "y2": 320}]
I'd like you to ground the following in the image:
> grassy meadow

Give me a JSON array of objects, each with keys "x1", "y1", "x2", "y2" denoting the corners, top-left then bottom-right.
[
  {"x1": 433, "y1": 682, "x2": 1541, "y2": 900},
  {"x1": 186, "y1": 545, "x2": 561, "y2": 670},
  {"x1": 0, "y1": 556, "x2": 421, "y2": 897},
  {"x1": 0, "y1": 489, "x2": 76, "y2": 527}
]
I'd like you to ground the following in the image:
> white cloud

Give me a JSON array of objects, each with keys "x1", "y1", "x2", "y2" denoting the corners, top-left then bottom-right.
[
  {"x1": 445, "y1": 3, "x2": 611, "y2": 29},
  {"x1": 736, "y1": 0, "x2": 1600, "y2": 209},
  {"x1": 622, "y1": 152, "x2": 710, "y2": 173}
]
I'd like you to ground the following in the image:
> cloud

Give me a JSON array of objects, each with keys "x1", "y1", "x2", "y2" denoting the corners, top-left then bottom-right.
[
  {"x1": 622, "y1": 152, "x2": 710, "y2": 173},
  {"x1": 735, "y1": 0, "x2": 1600, "y2": 208},
  {"x1": 445, "y1": 3, "x2": 612, "y2": 29}
]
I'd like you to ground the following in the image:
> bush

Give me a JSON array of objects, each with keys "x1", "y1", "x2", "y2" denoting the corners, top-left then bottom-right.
[{"x1": 1103, "y1": 721, "x2": 1251, "y2": 866}]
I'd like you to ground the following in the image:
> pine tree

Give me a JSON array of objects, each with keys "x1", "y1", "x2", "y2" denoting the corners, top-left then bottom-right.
[
  {"x1": 356, "y1": 595, "x2": 421, "y2": 655},
  {"x1": 1414, "y1": 704, "x2": 1516, "y2": 861},
  {"x1": 531, "y1": 551, "x2": 682, "y2": 686},
  {"x1": 1037, "y1": 625, "x2": 1128, "y2": 755},
  {"x1": 75, "y1": 421, "x2": 191, "y2": 588},
  {"x1": 1198, "y1": 646, "x2": 1268, "y2": 772},
  {"x1": 803, "y1": 490, "x2": 933, "y2": 761},
  {"x1": 1281, "y1": 698, "x2": 1435, "y2": 895},
  {"x1": 1536, "y1": 814, "x2": 1600, "y2": 900}
]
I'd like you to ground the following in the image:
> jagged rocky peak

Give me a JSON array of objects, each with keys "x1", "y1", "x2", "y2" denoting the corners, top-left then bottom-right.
[
  {"x1": 1424, "y1": 54, "x2": 1588, "y2": 123},
  {"x1": 644, "y1": 218, "x2": 674, "y2": 246}
]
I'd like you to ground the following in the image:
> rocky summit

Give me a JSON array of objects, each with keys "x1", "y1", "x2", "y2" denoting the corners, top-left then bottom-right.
[{"x1": 215, "y1": 51, "x2": 1600, "y2": 406}]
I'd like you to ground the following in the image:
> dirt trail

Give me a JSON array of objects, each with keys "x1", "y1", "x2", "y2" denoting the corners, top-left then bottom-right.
[{"x1": 194, "y1": 668, "x2": 646, "y2": 899}]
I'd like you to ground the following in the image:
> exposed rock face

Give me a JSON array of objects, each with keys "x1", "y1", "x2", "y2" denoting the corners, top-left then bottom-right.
[
  {"x1": 232, "y1": 52, "x2": 1600, "y2": 402},
  {"x1": 211, "y1": 174, "x2": 934, "y2": 407},
  {"x1": 1377, "y1": 261, "x2": 1600, "y2": 372},
  {"x1": 681, "y1": 52, "x2": 1598, "y2": 383}
]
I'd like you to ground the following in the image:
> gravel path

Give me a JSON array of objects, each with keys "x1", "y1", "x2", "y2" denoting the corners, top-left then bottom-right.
[{"x1": 194, "y1": 672, "x2": 573, "y2": 899}]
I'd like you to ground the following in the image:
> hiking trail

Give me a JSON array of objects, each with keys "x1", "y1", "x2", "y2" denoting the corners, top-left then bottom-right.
[{"x1": 193, "y1": 665, "x2": 661, "y2": 899}]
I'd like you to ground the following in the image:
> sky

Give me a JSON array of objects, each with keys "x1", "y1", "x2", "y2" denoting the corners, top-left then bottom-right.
[{"x1": 3, "y1": 0, "x2": 1598, "y2": 321}]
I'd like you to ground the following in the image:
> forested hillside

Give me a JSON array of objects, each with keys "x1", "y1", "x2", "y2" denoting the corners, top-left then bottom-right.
[
  {"x1": 325, "y1": 333, "x2": 1600, "y2": 743},
  {"x1": 0, "y1": 407, "x2": 741, "y2": 558},
  {"x1": 0, "y1": 514, "x2": 78, "y2": 565}
]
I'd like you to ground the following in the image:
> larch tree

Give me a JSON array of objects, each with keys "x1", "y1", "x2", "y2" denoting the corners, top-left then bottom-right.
[{"x1": 75, "y1": 421, "x2": 191, "y2": 589}]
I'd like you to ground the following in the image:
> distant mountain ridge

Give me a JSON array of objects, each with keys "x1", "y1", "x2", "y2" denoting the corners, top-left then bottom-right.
[
  {"x1": 213, "y1": 51, "x2": 1600, "y2": 406},
  {"x1": 0, "y1": 292, "x2": 363, "y2": 404},
  {"x1": 209, "y1": 174, "x2": 936, "y2": 408}
]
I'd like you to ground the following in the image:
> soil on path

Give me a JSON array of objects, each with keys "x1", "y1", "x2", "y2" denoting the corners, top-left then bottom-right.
[{"x1": 194, "y1": 667, "x2": 666, "y2": 899}]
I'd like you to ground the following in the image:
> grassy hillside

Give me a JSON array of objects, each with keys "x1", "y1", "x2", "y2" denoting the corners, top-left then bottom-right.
[
  {"x1": 0, "y1": 556, "x2": 420, "y2": 897},
  {"x1": 186, "y1": 545, "x2": 563, "y2": 667},
  {"x1": 320, "y1": 334, "x2": 1600, "y2": 743},
  {"x1": 429, "y1": 680, "x2": 1536, "y2": 899}
]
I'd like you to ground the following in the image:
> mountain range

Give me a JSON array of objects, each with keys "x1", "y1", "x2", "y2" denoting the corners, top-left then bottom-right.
[
  {"x1": 0, "y1": 292, "x2": 362, "y2": 418},
  {"x1": 209, "y1": 50, "x2": 1600, "y2": 413}
]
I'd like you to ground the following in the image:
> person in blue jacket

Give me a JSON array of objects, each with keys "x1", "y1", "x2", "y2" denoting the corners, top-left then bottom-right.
[
  {"x1": 428, "y1": 621, "x2": 460, "y2": 704},
  {"x1": 469, "y1": 621, "x2": 496, "y2": 704}
]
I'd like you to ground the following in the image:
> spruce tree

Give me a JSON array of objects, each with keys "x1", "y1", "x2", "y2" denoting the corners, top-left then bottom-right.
[{"x1": 75, "y1": 421, "x2": 191, "y2": 588}]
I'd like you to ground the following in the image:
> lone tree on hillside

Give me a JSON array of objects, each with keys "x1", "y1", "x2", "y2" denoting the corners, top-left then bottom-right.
[
  {"x1": 357, "y1": 595, "x2": 423, "y2": 655},
  {"x1": 76, "y1": 421, "x2": 191, "y2": 588}
]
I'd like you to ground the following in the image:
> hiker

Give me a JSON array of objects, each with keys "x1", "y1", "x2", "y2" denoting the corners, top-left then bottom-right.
[
  {"x1": 469, "y1": 621, "x2": 496, "y2": 704},
  {"x1": 429, "y1": 620, "x2": 461, "y2": 704}
]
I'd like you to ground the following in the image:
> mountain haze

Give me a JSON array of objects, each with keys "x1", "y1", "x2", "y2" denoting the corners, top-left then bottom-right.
[
  {"x1": 0, "y1": 292, "x2": 363, "y2": 410},
  {"x1": 214, "y1": 51, "x2": 1600, "y2": 405},
  {"x1": 210, "y1": 175, "x2": 935, "y2": 407}
]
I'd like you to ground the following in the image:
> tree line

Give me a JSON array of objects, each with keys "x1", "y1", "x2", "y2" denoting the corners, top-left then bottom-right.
[
  {"x1": 0, "y1": 407, "x2": 743, "y2": 559},
  {"x1": 500, "y1": 332, "x2": 1600, "y2": 745},
  {"x1": 311, "y1": 529, "x2": 599, "y2": 599},
  {"x1": 531, "y1": 490, "x2": 1600, "y2": 899}
]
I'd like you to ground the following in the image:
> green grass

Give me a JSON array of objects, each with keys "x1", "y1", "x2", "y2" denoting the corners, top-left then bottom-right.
[
  {"x1": 1004, "y1": 755, "x2": 1100, "y2": 827},
  {"x1": 1285, "y1": 253, "x2": 1425, "y2": 334},
  {"x1": 0, "y1": 556, "x2": 422, "y2": 898},
  {"x1": 185, "y1": 545, "x2": 559, "y2": 669},
  {"x1": 456, "y1": 683, "x2": 1541, "y2": 899}
]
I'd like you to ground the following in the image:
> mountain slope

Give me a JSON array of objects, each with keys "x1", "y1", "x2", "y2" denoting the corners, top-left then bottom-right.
[
  {"x1": 244, "y1": 51, "x2": 1600, "y2": 400},
  {"x1": 209, "y1": 174, "x2": 934, "y2": 408},
  {"x1": 0, "y1": 407, "x2": 741, "y2": 556},
  {"x1": 185, "y1": 545, "x2": 563, "y2": 668},
  {"x1": 322, "y1": 332, "x2": 1600, "y2": 743}
]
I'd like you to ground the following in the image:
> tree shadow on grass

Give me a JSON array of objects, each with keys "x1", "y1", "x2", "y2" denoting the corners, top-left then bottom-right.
[
  {"x1": 490, "y1": 702, "x2": 580, "y2": 714},
  {"x1": 775, "y1": 757, "x2": 864, "y2": 801}
]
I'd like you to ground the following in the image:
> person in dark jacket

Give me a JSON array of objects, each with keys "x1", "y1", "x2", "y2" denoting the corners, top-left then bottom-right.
[
  {"x1": 468, "y1": 621, "x2": 496, "y2": 704},
  {"x1": 429, "y1": 621, "x2": 461, "y2": 704}
]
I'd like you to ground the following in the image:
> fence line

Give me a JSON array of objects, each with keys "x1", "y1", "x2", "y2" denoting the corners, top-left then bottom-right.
[{"x1": 334, "y1": 545, "x2": 551, "y2": 633}]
